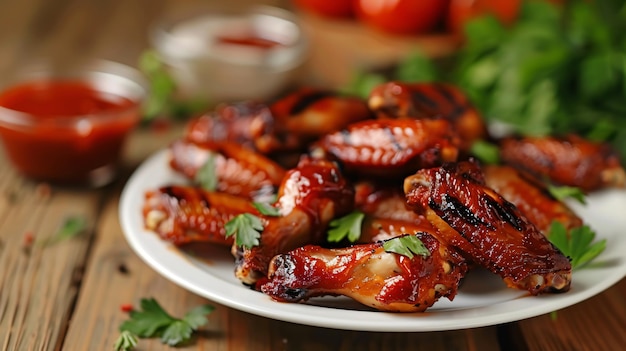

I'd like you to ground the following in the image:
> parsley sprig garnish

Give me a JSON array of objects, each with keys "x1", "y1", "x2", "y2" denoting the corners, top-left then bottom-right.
[
  {"x1": 383, "y1": 235, "x2": 430, "y2": 259},
  {"x1": 40, "y1": 215, "x2": 88, "y2": 246},
  {"x1": 327, "y1": 211, "x2": 365, "y2": 243},
  {"x1": 138, "y1": 50, "x2": 209, "y2": 121},
  {"x1": 470, "y1": 140, "x2": 501, "y2": 165},
  {"x1": 117, "y1": 298, "x2": 214, "y2": 348},
  {"x1": 113, "y1": 330, "x2": 137, "y2": 351},
  {"x1": 225, "y1": 213, "x2": 264, "y2": 249},
  {"x1": 225, "y1": 204, "x2": 279, "y2": 249},
  {"x1": 252, "y1": 202, "x2": 281, "y2": 217},
  {"x1": 547, "y1": 185, "x2": 587, "y2": 205},
  {"x1": 195, "y1": 153, "x2": 218, "y2": 191},
  {"x1": 548, "y1": 221, "x2": 606, "y2": 268}
]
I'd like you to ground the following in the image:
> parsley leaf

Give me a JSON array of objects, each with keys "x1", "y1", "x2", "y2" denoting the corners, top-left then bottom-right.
[
  {"x1": 41, "y1": 216, "x2": 88, "y2": 246},
  {"x1": 195, "y1": 152, "x2": 218, "y2": 191},
  {"x1": 183, "y1": 305, "x2": 215, "y2": 329},
  {"x1": 139, "y1": 50, "x2": 177, "y2": 121},
  {"x1": 470, "y1": 140, "x2": 501, "y2": 164},
  {"x1": 252, "y1": 202, "x2": 281, "y2": 217},
  {"x1": 548, "y1": 221, "x2": 606, "y2": 268},
  {"x1": 383, "y1": 235, "x2": 430, "y2": 259},
  {"x1": 120, "y1": 298, "x2": 174, "y2": 337},
  {"x1": 161, "y1": 320, "x2": 192, "y2": 346},
  {"x1": 224, "y1": 213, "x2": 264, "y2": 249},
  {"x1": 343, "y1": 70, "x2": 386, "y2": 99},
  {"x1": 113, "y1": 330, "x2": 138, "y2": 351},
  {"x1": 327, "y1": 211, "x2": 365, "y2": 243},
  {"x1": 547, "y1": 184, "x2": 586, "y2": 204},
  {"x1": 118, "y1": 298, "x2": 213, "y2": 347}
]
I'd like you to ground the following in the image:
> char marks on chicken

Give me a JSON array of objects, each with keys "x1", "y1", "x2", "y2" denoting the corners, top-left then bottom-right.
[
  {"x1": 404, "y1": 161, "x2": 572, "y2": 294},
  {"x1": 262, "y1": 233, "x2": 468, "y2": 312}
]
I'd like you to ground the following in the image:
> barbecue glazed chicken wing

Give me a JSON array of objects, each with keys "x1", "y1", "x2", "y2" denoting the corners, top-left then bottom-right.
[
  {"x1": 185, "y1": 89, "x2": 372, "y2": 159},
  {"x1": 404, "y1": 161, "x2": 572, "y2": 294},
  {"x1": 261, "y1": 233, "x2": 468, "y2": 312},
  {"x1": 185, "y1": 101, "x2": 284, "y2": 153},
  {"x1": 169, "y1": 139, "x2": 286, "y2": 200},
  {"x1": 234, "y1": 157, "x2": 355, "y2": 285},
  {"x1": 143, "y1": 186, "x2": 258, "y2": 246},
  {"x1": 318, "y1": 118, "x2": 459, "y2": 178},
  {"x1": 269, "y1": 87, "x2": 373, "y2": 138},
  {"x1": 367, "y1": 82, "x2": 488, "y2": 151},
  {"x1": 483, "y1": 165, "x2": 583, "y2": 235},
  {"x1": 500, "y1": 135, "x2": 626, "y2": 192}
]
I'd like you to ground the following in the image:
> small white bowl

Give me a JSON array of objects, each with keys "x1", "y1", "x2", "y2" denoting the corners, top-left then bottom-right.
[{"x1": 151, "y1": 5, "x2": 308, "y2": 102}]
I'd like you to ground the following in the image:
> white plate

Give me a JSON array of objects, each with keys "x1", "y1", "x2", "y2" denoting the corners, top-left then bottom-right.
[{"x1": 119, "y1": 149, "x2": 626, "y2": 332}]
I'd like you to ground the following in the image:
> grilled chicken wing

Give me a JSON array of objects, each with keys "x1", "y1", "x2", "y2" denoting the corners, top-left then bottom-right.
[
  {"x1": 483, "y1": 165, "x2": 583, "y2": 235},
  {"x1": 234, "y1": 157, "x2": 355, "y2": 285},
  {"x1": 143, "y1": 185, "x2": 258, "y2": 246},
  {"x1": 269, "y1": 87, "x2": 373, "y2": 138},
  {"x1": 185, "y1": 89, "x2": 372, "y2": 159},
  {"x1": 318, "y1": 118, "x2": 459, "y2": 178},
  {"x1": 500, "y1": 135, "x2": 625, "y2": 192},
  {"x1": 261, "y1": 233, "x2": 468, "y2": 312},
  {"x1": 404, "y1": 161, "x2": 572, "y2": 294},
  {"x1": 367, "y1": 82, "x2": 488, "y2": 150},
  {"x1": 185, "y1": 102, "x2": 287, "y2": 154},
  {"x1": 169, "y1": 139, "x2": 285, "y2": 200}
]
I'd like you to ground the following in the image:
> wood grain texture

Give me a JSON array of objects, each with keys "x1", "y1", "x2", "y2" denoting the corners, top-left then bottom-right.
[
  {"x1": 517, "y1": 279, "x2": 626, "y2": 351},
  {"x1": 0, "y1": 165, "x2": 103, "y2": 350}
]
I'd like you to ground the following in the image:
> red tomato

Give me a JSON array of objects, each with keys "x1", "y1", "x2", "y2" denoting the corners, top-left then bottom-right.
[
  {"x1": 447, "y1": 0, "x2": 521, "y2": 36},
  {"x1": 292, "y1": 0, "x2": 354, "y2": 18},
  {"x1": 353, "y1": 0, "x2": 449, "y2": 35}
]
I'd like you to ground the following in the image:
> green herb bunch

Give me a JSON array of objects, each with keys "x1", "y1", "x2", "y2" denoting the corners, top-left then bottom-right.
[{"x1": 455, "y1": 0, "x2": 626, "y2": 151}]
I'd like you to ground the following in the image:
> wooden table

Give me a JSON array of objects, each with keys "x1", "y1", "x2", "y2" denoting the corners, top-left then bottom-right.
[{"x1": 0, "y1": 0, "x2": 624, "y2": 350}]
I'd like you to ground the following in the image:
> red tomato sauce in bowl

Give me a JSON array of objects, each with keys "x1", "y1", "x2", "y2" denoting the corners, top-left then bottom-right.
[{"x1": 0, "y1": 61, "x2": 146, "y2": 186}]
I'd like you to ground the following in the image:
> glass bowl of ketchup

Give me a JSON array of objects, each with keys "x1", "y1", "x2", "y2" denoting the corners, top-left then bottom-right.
[
  {"x1": 151, "y1": 5, "x2": 308, "y2": 102},
  {"x1": 0, "y1": 60, "x2": 147, "y2": 187}
]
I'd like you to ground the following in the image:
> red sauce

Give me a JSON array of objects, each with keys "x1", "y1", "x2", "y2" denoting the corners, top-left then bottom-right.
[
  {"x1": 215, "y1": 35, "x2": 282, "y2": 50},
  {"x1": 0, "y1": 80, "x2": 141, "y2": 185}
]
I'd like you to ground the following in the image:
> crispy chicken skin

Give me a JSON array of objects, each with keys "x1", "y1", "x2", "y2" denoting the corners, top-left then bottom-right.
[
  {"x1": 483, "y1": 165, "x2": 583, "y2": 235},
  {"x1": 319, "y1": 118, "x2": 459, "y2": 178},
  {"x1": 404, "y1": 161, "x2": 572, "y2": 294},
  {"x1": 261, "y1": 233, "x2": 468, "y2": 312},
  {"x1": 500, "y1": 135, "x2": 626, "y2": 192},
  {"x1": 234, "y1": 157, "x2": 355, "y2": 285},
  {"x1": 367, "y1": 81, "x2": 488, "y2": 150},
  {"x1": 169, "y1": 139, "x2": 285, "y2": 200},
  {"x1": 143, "y1": 185, "x2": 258, "y2": 246}
]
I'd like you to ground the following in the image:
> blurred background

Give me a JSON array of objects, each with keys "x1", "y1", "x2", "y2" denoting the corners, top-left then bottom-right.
[
  {"x1": 0, "y1": 0, "x2": 458, "y2": 91},
  {"x1": 0, "y1": 0, "x2": 624, "y2": 157}
]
